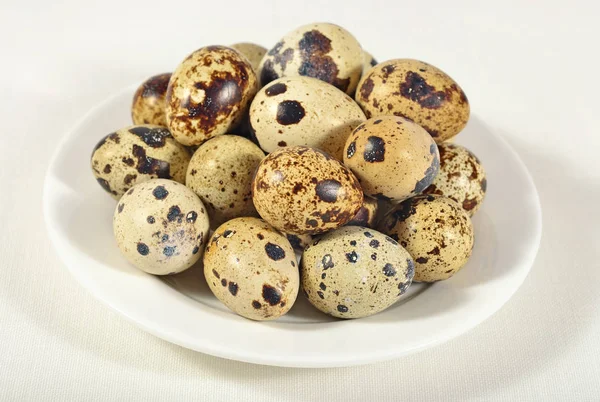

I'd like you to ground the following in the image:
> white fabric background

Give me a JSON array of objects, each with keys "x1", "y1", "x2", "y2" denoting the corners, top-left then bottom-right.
[{"x1": 1, "y1": 0, "x2": 598, "y2": 400}]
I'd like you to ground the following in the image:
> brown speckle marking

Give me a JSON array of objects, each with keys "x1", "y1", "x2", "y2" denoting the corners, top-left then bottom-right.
[
  {"x1": 262, "y1": 284, "x2": 282, "y2": 305},
  {"x1": 297, "y1": 30, "x2": 350, "y2": 92},
  {"x1": 399, "y1": 71, "x2": 447, "y2": 109},
  {"x1": 276, "y1": 100, "x2": 305, "y2": 125}
]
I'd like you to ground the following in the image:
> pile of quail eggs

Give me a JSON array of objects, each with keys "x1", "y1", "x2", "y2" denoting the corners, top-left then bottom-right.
[{"x1": 91, "y1": 22, "x2": 487, "y2": 321}]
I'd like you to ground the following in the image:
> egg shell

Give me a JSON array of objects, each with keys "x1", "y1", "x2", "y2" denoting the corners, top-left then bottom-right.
[
  {"x1": 166, "y1": 45, "x2": 258, "y2": 146},
  {"x1": 113, "y1": 179, "x2": 210, "y2": 275},
  {"x1": 301, "y1": 226, "x2": 414, "y2": 319},
  {"x1": 249, "y1": 76, "x2": 366, "y2": 160},
  {"x1": 230, "y1": 42, "x2": 267, "y2": 74},
  {"x1": 346, "y1": 196, "x2": 378, "y2": 228},
  {"x1": 131, "y1": 73, "x2": 171, "y2": 126},
  {"x1": 252, "y1": 146, "x2": 363, "y2": 235},
  {"x1": 258, "y1": 23, "x2": 363, "y2": 95},
  {"x1": 343, "y1": 115, "x2": 440, "y2": 202},
  {"x1": 284, "y1": 232, "x2": 313, "y2": 251},
  {"x1": 361, "y1": 51, "x2": 377, "y2": 75},
  {"x1": 203, "y1": 217, "x2": 299, "y2": 321},
  {"x1": 91, "y1": 125, "x2": 191, "y2": 199},
  {"x1": 186, "y1": 135, "x2": 265, "y2": 228},
  {"x1": 356, "y1": 59, "x2": 470, "y2": 143},
  {"x1": 377, "y1": 194, "x2": 474, "y2": 282},
  {"x1": 424, "y1": 143, "x2": 487, "y2": 216}
]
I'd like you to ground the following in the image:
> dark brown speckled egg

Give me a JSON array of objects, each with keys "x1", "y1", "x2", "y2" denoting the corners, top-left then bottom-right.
[
  {"x1": 257, "y1": 23, "x2": 363, "y2": 94},
  {"x1": 343, "y1": 115, "x2": 440, "y2": 202},
  {"x1": 165, "y1": 46, "x2": 258, "y2": 146},
  {"x1": 252, "y1": 146, "x2": 363, "y2": 235},
  {"x1": 424, "y1": 143, "x2": 487, "y2": 216},
  {"x1": 378, "y1": 195, "x2": 474, "y2": 282},
  {"x1": 91, "y1": 125, "x2": 190, "y2": 199},
  {"x1": 301, "y1": 226, "x2": 414, "y2": 319},
  {"x1": 356, "y1": 59, "x2": 470, "y2": 143},
  {"x1": 203, "y1": 217, "x2": 298, "y2": 321},
  {"x1": 131, "y1": 73, "x2": 171, "y2": 126}
]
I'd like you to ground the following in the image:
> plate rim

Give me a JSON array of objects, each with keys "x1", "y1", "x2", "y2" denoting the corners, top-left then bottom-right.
[{"x1": 43, "y1": 84, "x2": 542, "y2": 368}]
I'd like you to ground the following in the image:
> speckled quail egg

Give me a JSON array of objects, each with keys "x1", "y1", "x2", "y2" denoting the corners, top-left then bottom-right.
[
  {"x1": 165, "y1": 45, "x2": 258, "y2": 146},
  {"x1": 378, "y1": 194, "x2": 474, "y2": 282},
  {"x1": 361, "y1": 51, "x2": 377, "y2": 75},
  {"x1": 346, "y1": 196, "x2": 378, "y2": 228},
  {"x1": 343, "y1": 116, "x2": 439, "y2": 202},
  {"x1": 258, "y1": 23, "x2": 363, "y2": 94},
  {"x1": 301, "y1": 226, "x2": 414, "y2": 319},
  {"x1": 252, "y1": 146, "x2": 363, "y2": 235},
  {"x1": 131, "y1": 73, "x2": 171, "y2": 126},
  {"x1": 185, "y1": 135, "x2": 265, "y2": 227},
  {"x1": 113, "y1": 179, "x2": 210, "y2": 275},
  {"x1": 424, "y1": 143, "x2": 487, "y2": 216},
  {"x1": 356, "y1": 59, "x2": 470, "y2": 142},
  {"x1": 91, "y1": 125, "x2": 191, "y2": 199},
  {"x1": 249, "y1": 76, "x2": 366, "y2": 160},
  {"x1": 284, "y1": 232, "x2": 313, "y2": 251},
  {"x1": 203, "y1": 217, "x2": 299, "y2": 321},
  {"x1": 230, "y1": 42, "x2": 267, "y2": 73}
]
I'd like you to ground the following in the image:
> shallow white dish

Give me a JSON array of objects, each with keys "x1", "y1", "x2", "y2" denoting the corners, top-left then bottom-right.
[{"x1": 43, "y1": 85, "x2": 541, "y2": 368}]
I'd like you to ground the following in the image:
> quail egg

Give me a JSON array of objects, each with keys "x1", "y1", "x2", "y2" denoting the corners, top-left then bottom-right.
[
  {"x1": 301, "y1": 226, "x2": 414, "y2": 319},
  {"x1": 249, "y1": 76, "x2": 366, "y2": 160},
  {"x1": 113, "y1": 179, "x2": 210, "y2": 275},
  {"x1": 131, "y1": 73, "x2": 171, "y2": 126},
  {"x1": 230, "y1": 42, "x2": 267, "y2": 73},
  {"x1": 378, "y1": 194, "x2": 474, "y2": 282},
  {"x1": 361, "y1": 51, "x2": 377, "y2": 75},
  {"x1": 166, "y1": 45, "x2": 258, "y2": 146},
  {"x1": 258, "y1": 23, "x2": 363, "y2": 94},
  {"x1": 343, "y1": 115, "x2": 439, "y2": 202},
  {"x1": 424, "y1": 143, "x2": 487, "y2": 216},
  {"x1": 204, "y1": 217, "x2": 299, "y2": 321},
  {"x1": 91, "y1": 125, "x2": 191, "y2": 199},
  {"x1": 346, "y1": 196, "x2": 378, "y2": 228},
  {"x1": 356, "y1": 59, "x2": 470, "y2": 143},
  {"x1": 252, "y1": 146, "x2": 363, "y2": 235},
  {"x1": 284, "y1": 232, "x2": 313, "y2": 251},
  {"x1": 186, "y1": 135, "x2": 265, "y2": 227}
]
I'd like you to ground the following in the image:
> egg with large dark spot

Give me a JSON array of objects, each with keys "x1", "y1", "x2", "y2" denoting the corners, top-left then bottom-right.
[
  {"x1": 343, "y1": 116, "x2": 439, "y2": 201},
  {"x1": 257, "y1": 23, "x2": 363, "y2": 94},
  {"x1": 131, "y1": 73, "x2": 172, "y2": 126},
  {"x1": 203, "y1": 217, "x2": 298, "y2": 321},
  {"x1": 250, "y1": 76, "x2": 365, "y2": 160},
  {"x1": 91, "y1": 125, "x2": 190, "y2": 199},
  {"x1": 113, "y1": 179, "x2": 210, "y2": 275},
  {"x1": 377, "y1": 195, "x2": 474, "y2": 282},
  {"x1": 356, "y1": 59, "x2": 470, "y2": 143},
  {"x1": 185, "y1": 135, "x2": 264, "y2": 228},
  {"x1": 424, "y1": 143, "x2": 487, "y2": 216},
  {"x1": 252, "y1": 146, "x2": 363, "y2": 235},
  {"x1": 165, "y1": 46, "x2": 258, "y2": 146},
  {"x1": 301, "y1": 226, "x2": 414, "y2": 318}
]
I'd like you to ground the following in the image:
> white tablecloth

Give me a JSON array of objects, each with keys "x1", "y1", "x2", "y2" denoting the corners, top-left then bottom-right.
[{"x1": 1, "y1": 1, "x2": 598, "y2": 400}]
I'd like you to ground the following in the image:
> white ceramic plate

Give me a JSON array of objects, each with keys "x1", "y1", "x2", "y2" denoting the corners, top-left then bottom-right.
[{"x1": 43, "y1": 85, "x2": 541, "y2": 368}]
